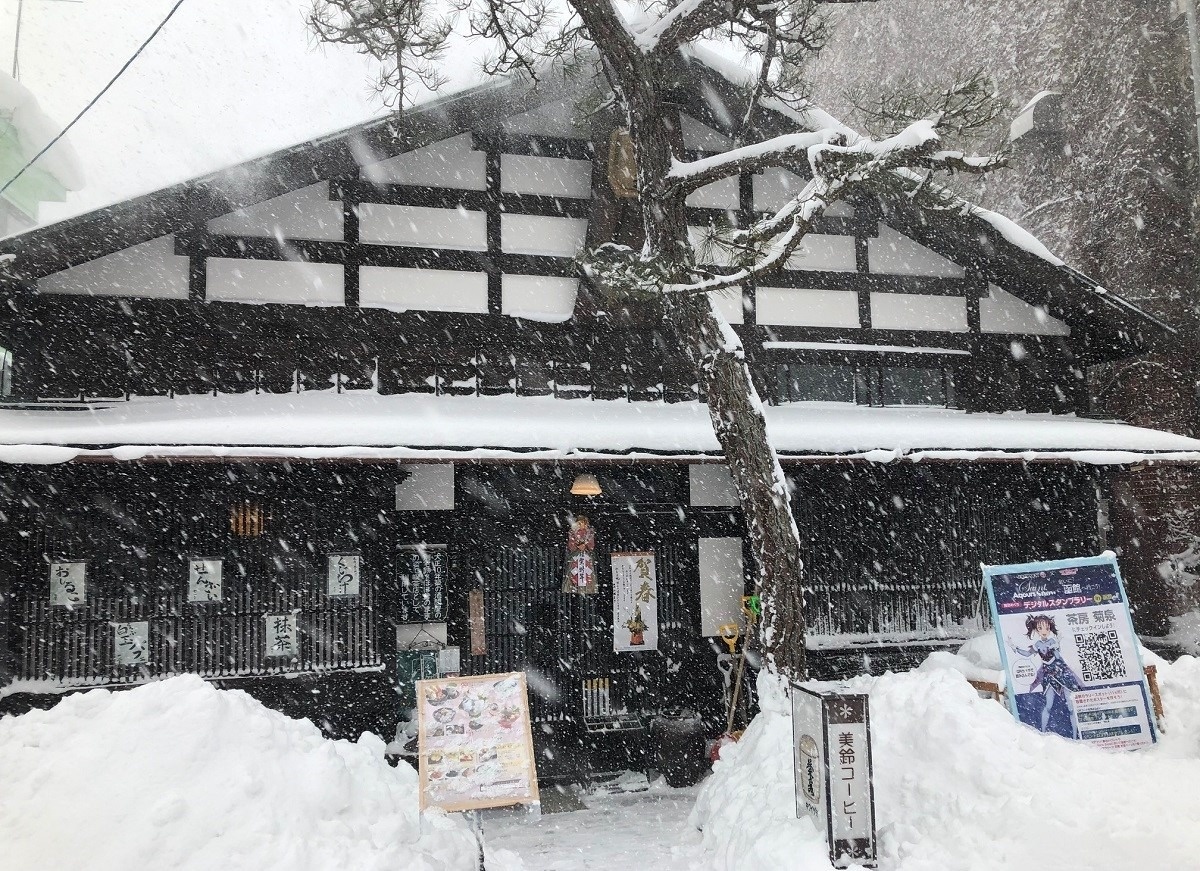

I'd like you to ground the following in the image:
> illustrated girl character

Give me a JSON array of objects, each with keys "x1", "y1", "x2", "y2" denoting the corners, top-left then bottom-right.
[{"x1": 1009, "y1": 614, "x2": 1084, "y2": 732}]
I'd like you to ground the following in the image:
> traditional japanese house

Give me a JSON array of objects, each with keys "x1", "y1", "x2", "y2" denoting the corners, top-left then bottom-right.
[{"x1": 1, "y1": 57, "x2": 1197, "y2": 779}]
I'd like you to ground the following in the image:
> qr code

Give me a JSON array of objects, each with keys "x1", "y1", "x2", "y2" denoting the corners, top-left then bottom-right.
[{"x1": 1074, "y1": 630, "x2": 1126, "y2": 682}]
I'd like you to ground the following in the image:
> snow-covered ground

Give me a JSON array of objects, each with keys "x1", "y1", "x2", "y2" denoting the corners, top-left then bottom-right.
[{"x1": 4, "y1": 651, "x2": 1200, "y2": 871}]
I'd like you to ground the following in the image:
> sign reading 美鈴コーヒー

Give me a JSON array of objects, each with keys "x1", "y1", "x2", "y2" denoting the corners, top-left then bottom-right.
[{"x1": 984, "y1": 554, "x2": 1157, "y2": 750}]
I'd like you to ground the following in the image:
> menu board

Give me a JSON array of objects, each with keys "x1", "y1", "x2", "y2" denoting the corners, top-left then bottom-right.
[{"x1": 416, "y1": 672, "x2": 539, "y2": 813}]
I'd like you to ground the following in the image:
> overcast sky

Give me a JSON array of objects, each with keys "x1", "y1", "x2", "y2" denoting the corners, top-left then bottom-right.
[{"x1": 7, "y1": 0, "x2": 481, "y2": 227}]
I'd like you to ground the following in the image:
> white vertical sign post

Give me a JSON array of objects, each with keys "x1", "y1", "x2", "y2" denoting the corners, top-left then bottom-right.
[
  {"x1": 264, "y1": 613, "x2": 299, "y2": 658},
  {"x1": 611, "y1": 551, "x2": 658, "y2": 652},
  {"x1": 113, "y1": 621, "x2": 150, "y2": 667},
  {"x1": 327, "y1": 553, "x2": 361, "y2": 597},
  {"x1": 188, "y1": 558, "x2": 223, "y2": 603},
  {"x1": 49, "y1": 561, "x2": 86, "y2": 607},
  {"x1": 792, "y1": 684, "x2": 878, "y2": 869}
]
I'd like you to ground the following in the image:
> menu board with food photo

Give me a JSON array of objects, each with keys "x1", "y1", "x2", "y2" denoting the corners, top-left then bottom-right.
[{"x1": 416, "y1": 671, "x2": 540, "y2": 813}]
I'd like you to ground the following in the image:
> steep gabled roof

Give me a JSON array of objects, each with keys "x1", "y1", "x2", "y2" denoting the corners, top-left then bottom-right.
[{"x1": 0, "y1": 54, "x2": 1168, "y2": 353}]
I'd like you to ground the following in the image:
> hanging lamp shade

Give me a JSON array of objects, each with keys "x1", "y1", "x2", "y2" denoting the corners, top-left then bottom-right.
[{"x1": 570, "y1": 473, "x2": 602, "y2": 496}]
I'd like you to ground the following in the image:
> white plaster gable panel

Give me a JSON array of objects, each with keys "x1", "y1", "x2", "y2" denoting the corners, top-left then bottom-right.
[
  {"x1": 756, "y1": 287, "x2": 860, "y2": 328},
  {"x1": 869, "y1": 225, "x2": 966, "y2": 278},
  {"x1": 681, "y1": 115, "x2": 734, "y2": 150},
  {"x1": 37, "y1": 235, "x2": 189, "y2": 299},
  {"x1": 753, "y1": 169, "x2": 855, "y2": 216},
  {"x1": 359, "y1": 267, "x2": 488, "y2": 313},
  {"x1": 206, "y1": 183, "x2": 343, "y2": 242},
  {"x1": 785, "y1": 234, "x2": 857, "y2": 272},
  {"x1": 502, "y1": 102, "x2": 590, "y2": 138},
  {"x1": 206, "y1": 259, "x2": 343, "y2": 305},
  {"x1": 981, "y1": 284, "x2": 1070, "y2": 336},
  {"x1": 501, "y1": 275, "x2": 577, "y2": 322},
  {"x1": 708, "y1": 288, "x2": 745, "y2": 324},
  {"x1": 686, "y1": 176, "x2": 740, "y2": 210},
  {"x1": 501, "y1": 214, "x2": 588, "y2": 257},
  {"x1": 699, "y1": 536, "x2": 746, "y2": 637},
  {"x1": 359, "y1": 204, "x2": 487, "y2": 250},
  {"x1": 871, "y1": 293, "x2": 968, "y2": 332},
  {"x1": 689, "y1": 463, "x2": 739, "y2": 506},
  {"x1": 501, "y1": 154, "x2": 591, "y2": 198},
  {"x1": 362, "y1": 134, "x2": 486, "y2": 190},
  {"x1": 396, "y1": 464, "x2": 454, "y2": 510}
]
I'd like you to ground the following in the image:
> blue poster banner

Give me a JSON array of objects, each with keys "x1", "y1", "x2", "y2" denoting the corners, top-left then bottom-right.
[{"x1": 984, "y1": 554, "x2": 1158, "y2": 750}]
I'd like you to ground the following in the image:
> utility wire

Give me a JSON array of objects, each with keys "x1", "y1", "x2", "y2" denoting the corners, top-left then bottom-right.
[{"x1": 0, "y1": 0, "x2": 187, "y2": 198}]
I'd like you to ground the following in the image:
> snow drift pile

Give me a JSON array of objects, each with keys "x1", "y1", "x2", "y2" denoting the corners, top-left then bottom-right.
[
  {"x1": 692, "y1": 647, "x2": 1200, "y2": 871},
  {"x1": 0, "y1": 675, "x2": 476, "y2": 871}
]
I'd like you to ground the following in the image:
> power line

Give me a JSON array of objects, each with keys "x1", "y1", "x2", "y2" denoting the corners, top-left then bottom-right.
[{"x1": 0, "y1": 0, "x2": 187, "y2": 198}]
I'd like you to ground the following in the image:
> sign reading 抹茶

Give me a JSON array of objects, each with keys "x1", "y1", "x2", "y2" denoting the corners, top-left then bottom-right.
[
  {"x1": 985, "y1": 554, "x2": 1158, "y2": 750},
  {"x1": 612, "y1": 551, "x2": 658, "y2": 652},
  {"x1": 327, "y1": 553, "x2": 361, "y2": 597},
  {"x1": 113, "y1": 621, "x2": 150, "y2": 666},
  {"x1": 264, "y1": 613, "x2": 298, "y2": 658},
  {"x1": 792, "y1": 684, "x2": 878, "y2": 869},
  {"x1": 49, "y1": 560, "x2": 86, "y2": 607},
  {"x1": 188, "y1": 558, "x2": 223, "y2": 603},
  {"x1": 416, "y1": 671, "x2": 540, "y2": 813}
]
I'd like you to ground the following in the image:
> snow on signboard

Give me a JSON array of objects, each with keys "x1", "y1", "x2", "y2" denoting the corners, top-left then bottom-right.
[
  {"x1": 113, "y1": 621, "x2": 150, "y2": 667},
  {"x1": 416, "y1": 672, "x2": 540, "y2": 813},
  {"x1": 985, "y1": 554, "x2": 1158, "y2": 750},
  {"x1": 327, "y1": 553, "x2": 361, "y2": 597},
  {"x1": 187, "y1": 558, "x2": 223, "y2": 603},
  {"x1": 49, "y1": 560, "x2": 86, "y2": 607},
  {"x1": 791, "y1": 684, "x2": 878, "y2": 868},
  {"x1": 612, "y1": 551, "x2": 658, "y2": 652}
]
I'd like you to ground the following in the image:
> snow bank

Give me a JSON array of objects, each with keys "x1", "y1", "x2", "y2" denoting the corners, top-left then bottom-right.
[
  {"x1": 692, "y1": 656, "x2": 1200, "y2": 870},
  {"x1": 0, "y1": 675, "x2": 476, "y2": 871}
]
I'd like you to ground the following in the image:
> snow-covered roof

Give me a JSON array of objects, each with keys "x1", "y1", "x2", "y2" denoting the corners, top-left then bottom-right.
[{"x1": 1, "y1": 393, "x2": 1198, "y2": 465}]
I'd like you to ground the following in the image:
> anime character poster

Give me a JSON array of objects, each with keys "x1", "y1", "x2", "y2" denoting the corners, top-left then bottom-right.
[{"x1": 984, "y1": 555, "x2": 1157, "y2": 750}]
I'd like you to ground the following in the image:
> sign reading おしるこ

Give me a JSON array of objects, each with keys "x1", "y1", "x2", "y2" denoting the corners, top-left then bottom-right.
[
  {"x1": 984, "y1": 554, "x2": 1158, "y2": 750},
  {"x1": 416, "y1": 672, "x2": 539, "y2": 813},
  {"x1": 612, "y1": 551, "x2": 658, "y2": 652}
]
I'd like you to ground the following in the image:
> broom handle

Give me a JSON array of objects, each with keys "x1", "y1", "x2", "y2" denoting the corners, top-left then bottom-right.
[{"x1": 726, "y1": 647, "x2": 747, "y2": 735}]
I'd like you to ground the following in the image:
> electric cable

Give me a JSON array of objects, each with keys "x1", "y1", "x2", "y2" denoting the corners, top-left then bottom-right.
[{"x1": 0, "y1": 0, "x2": 187, "y2": 197}]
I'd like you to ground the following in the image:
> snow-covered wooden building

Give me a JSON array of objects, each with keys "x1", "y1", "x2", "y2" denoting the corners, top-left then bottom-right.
[{"x1": 1, "y1": 59, "x2": 1196, "y2": 773}]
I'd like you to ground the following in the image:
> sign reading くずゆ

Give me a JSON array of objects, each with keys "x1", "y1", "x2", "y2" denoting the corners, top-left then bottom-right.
[
  {"x1": 985, "y1": 554, "x2": 1157, "y2": 750},
  {"x1": 417, "y1": 672, "x2": 539, "y2": 813}
]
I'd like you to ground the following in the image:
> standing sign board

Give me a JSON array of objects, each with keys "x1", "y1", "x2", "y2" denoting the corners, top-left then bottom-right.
[
  {"x1": 791, "y1": 684, "x2": 878, "y2": 869},
  {"x1": 612, "y1": 551, "x2": 658, "y2": 652},
  {"x1": 416, "y1": 672, "x2": 540, "y2": 813},
  {"x1": 984, "y1": 554, "x2": 1158, "y2": 750}
]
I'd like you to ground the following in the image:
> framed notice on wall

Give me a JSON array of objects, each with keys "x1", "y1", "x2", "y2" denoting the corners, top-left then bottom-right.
[
  {"x1": 49, "y1": 560, "x2": 86, "y2": 607},
  {"x1": 416, "y1": 672, "x2": 540, "y2": 813},
  {"x1": 612, "y1": 551, "x2": 658, "y2": 652}
]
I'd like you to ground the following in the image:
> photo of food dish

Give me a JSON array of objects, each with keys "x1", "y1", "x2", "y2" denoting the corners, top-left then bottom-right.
[{"x1": 432, "y1": 707, "x2": 456, "y2": 724}]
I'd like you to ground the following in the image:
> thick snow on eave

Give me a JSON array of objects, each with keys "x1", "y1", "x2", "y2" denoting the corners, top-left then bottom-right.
[{"x1": 1, "y1": 393, "x2": 1199, "y2": 466}]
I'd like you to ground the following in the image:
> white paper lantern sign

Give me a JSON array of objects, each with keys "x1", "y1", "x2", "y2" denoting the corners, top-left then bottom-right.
[
  {"x1": 327, "y1": 553, "x2": 361, "y2": 597},
  {"x1": 188, "y1": 558, "x2": 223, "y2": 603},
  {"x1": 264, "y1": 613, "x2": 299, "y2": 658},
  {"x1": 49, "y1": 561, "x2": 86, "y2": 607},
  {"x1": 113, "y1": 621, "x2": 150, "y2": 667}
]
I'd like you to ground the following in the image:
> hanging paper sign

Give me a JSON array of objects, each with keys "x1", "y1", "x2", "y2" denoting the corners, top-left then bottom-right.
[
  {"x1": 188, "y1": 558, "x2": 223, "y2": 603},
  {"x1": 469, "y1": 589, "x2": 486, "y2": 656},
  {"x1": 417, "y1": 671, "x2": 540, "y2": 813},
  {"x1": 49, "y1": 560, "x2": 86, "y2": 607},
  {"x1": 264, "y1": 613, "x2": 299, "y2": 658},
  {"x1": 985, "y1": 554, "x2": 1158, "y2": 750},
  {"x1": 792, "y1": 684, "x2": 878, "y2": 869},
  {"x1": 327, "y1": 553, "x2": 361, "y2": 597},
  {"x1": 113, "y1": 621, "x2": 150, "y2": 667},
  {"x1": 562, "y1": 516, "x2": 597, "y2": 595},
  {"x1": 612, "y1": 551, "x2": 658, "y2": 652}
]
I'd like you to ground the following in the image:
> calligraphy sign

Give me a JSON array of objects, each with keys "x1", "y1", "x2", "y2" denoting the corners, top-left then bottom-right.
[
  {"x1": 327, "y1": 553, "x2": 361, "y2": 597},
  {"x1": 264, "y1": 613, "x2": 299, "y2": 658},
  {"x1": 417, "y1": 671, "x2": 540, "y2": 813},
  {"x1": 188, "y1": 558, "x2": 223, "y2": 603},
  {"x1": 49, "y1": 560, "x2": 86, "y2": 607},
  {"x1": 113, "y1": 621, "x2": 150, "y2": 667},
  {"x1": 791, "y1": 684, "x2": 878, "y2": 869},
  {"x1": 611, "y1": 551, "x2": 658, "y2": 652},
  {"x1": 562, "y1": 516, "x2": 597, "y2": 595},
  {"x1": 985, "y1": 554, "x2": 1158, "y2": 750}
]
